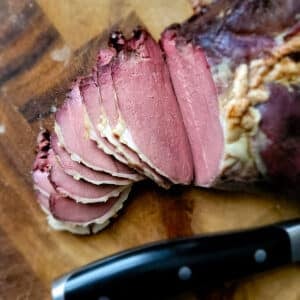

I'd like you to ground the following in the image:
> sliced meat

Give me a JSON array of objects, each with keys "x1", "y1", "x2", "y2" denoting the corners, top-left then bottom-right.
[
  {"x1": 32, "y1": 130, "x2": 132, "y2": 234},
  {"x1": 111, "y1": 29, "x2": 194, "y2": 185},
  {"x1": 49, "y1": 187, "x2": 130, "y2": 224},
  {"x1": 54, "y1": 79, "x2": 140, "y2": 181},
  {"x1": 32, "y1": 169, "x2": 55, "y2": 197},
  {"x1": 95, "y1": 45, "x2": 170, "y2": 187},
  {"x1": 51, "y1": 133, "x2": 132, "y2": 186},
  {"x1": 79, "y1": 74, "x2": 129, "y2": 165},
  {"x1": 35, "y1": 185, "x2": 131, "y2": 235},
  {"x1": 32, "y1": 1, "x2": 300, "y2": 236},
  {"x1": 161, "y1": 29, "x2": 224, "y2": 186},
  {"x1": 96, "y1": 45, "x2": 144, "y2": 167},
  {"x1": 162, "y1": 0, "x2": 300, "y2": 188},
  {"x1": 48, "y1": 149, "x2": 129, "y2": 203}
]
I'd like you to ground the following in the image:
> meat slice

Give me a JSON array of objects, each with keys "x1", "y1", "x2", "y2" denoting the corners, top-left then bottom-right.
[
  {"x1": 35, "y1": 185, "x2": 131, "y2": 235},
  {"x1": 161, "y1": 30, "x2": 224, "y2": 186},
  {"x1": 80, "y1": 74, "x2": 130, "y2": 165},
  {"x1": 162, "y1": 0, "x2": 300, "y2": 187},
  {"x1": 32, "y1": 169, "x2": 55, "y2": 197},
  {"x1": 110, "y1": 29, "x2": 194, "y2": 185},
  {"x1": 96, "y1": 44, "x2": 169, "y2": 188},
  {"x1": 80, "y1": 72, "x2": 134, "y2": 166},
  {"x1": 49, "y1": 187, "x2": 130, "y2": 224},
  {"x1": 51, "y1": 133, "x2": 132, "y2": 186},
  {"x1": 32, "y1": 129, "x2": 132, "y2": 234},
  {"x1": 55, "y1": 79, "x2": 141, "y2": 180},
  {"x1": 95, "y1": 45, "x2": 146, "y2": 168},
  {"x1": 48, "y1": 149, "x2": 129, "y2": 203},
  {"x1": 96, "y1": 47, "x2": 120, "y2": 141}
]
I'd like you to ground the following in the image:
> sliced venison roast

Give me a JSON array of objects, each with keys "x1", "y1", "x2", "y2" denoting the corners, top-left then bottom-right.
[
  {"x1": 51, "y1": 133, "x2": 132, "y2": 186},
  {"x1": 48, "y1": 149, "x2": 129, "y2": 203},
  {"x1": 32, "y1": 0, "x2": 300, "y2": 235},
  {"x1": 36, "y1": 192, "x2": 110, "y2": 235},
  {"x1": 161, "y1": 0, "x2": 300, "y2": 187},
  {"x1": 93, "y1": 43, "x2": 171, "y2": 187},
  {"x1": 94, "y1": 45, "x2": 135, "y2": 163},
  {"x1": 33, "y1": 171, "x2": 131, "y2": 234},
  {"x1": 35, "y1": 185, "x2": 131, "y2": 235},
  {"x1": 49, "y1": 188, "x2": 130, "y2": 225},
  {"x1": 161, "y1": 30, "x2": 224, "y2": 187},
  {"x1": 79, "y1": 74, "x2": 130, "y2": 165},
  {"x1": 81, "y1": 72, "x2": 158, "y2": 181},
  {"x1": 55, "y1": 79, "x2": 141, "y2": 181},
  {"x1": 32, "y1": 130, "x2": 132, "y2": 234},
  {"x1": 110, "y1": 29, "x2": 194, "y2": 185}
]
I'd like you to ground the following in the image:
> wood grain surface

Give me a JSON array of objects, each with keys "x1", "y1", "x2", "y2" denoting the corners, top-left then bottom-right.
[{"x1": 0, "y1": 1, "x2": 300, "y2": 299}]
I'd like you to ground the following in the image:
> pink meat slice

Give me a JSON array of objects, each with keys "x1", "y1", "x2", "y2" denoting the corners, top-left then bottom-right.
[
  {"x1": 80, "y1": 75, "x2": 130, "y2": 165},
  {"x1": 54, "y1": 80, "x2": 139, "y2": 180},
  {"x1": 34, "y1": 182, "x2": 131, "y2": 224},
  {"x1": 96, "y1": 49, "x2": 119, "y2": 130},
  {"x1": 32, "y1": 128, "x2": 132, "y2": 233},
  {"x1": 111, "y1": 30, "x2": 194, "y2": 184},
  {"x1": 93, "y1": 46, "x2": 169, "y2": 187},
  {"x1": 161, "y1": 29, "x2": 224, "y2": 187},
  {"x1": 49, "y1": 189, "x2": 128, "y2": 223},
  {"x1": 48, "y1": 149, "x2": 128, "y2": 203},
  {"x1": 51, "y1": 133, "x2": 132, "y2": 186},
  {"x1": 96, "y1": 49, "x2": 139, "y2": 165},
  {"x1": 32, "y1": 169, "x2": 56, "y2": 196}
]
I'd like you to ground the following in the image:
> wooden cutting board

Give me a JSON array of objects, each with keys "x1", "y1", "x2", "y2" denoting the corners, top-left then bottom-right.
[{"x1": 0, "y1": 1, "x2": 300, "y2": 299}]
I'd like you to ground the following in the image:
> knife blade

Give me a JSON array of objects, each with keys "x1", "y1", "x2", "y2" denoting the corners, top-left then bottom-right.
[{"x1": 52, "y1": 218, "x2": 300, "y2": 300}]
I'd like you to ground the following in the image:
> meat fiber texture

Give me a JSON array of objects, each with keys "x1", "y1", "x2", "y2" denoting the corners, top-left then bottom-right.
[
  {"x1": 161, "y1": 0, "x2": 300, "y2": 188},
  {"x1": 54, "y1": 79, "x2": 141, "y2": 181},
  {"x1": 51, "y1": 133, "x2": 132, "y2": 186},
  {"x1": 32, "y1": 0, "x2": 300, "y2": 235},
  {"x1": 109, "y1": 30, "x2": 193, "y2": 185},
  {"x1": 32, "y1": 130, "x2": 132, "y2": 234},
  {"x1": 81, "y1": 70, "x2": 167, "y2": 187}
]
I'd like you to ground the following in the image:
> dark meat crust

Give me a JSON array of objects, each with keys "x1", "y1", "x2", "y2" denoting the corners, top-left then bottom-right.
[
  {"x1": 178, "y1": 0, "x2": 300, "y2": 62},
  {"x1": 32, "y1": 129, "x2": 50, "y2": 172},
  {"x1": 258, "y1": 84, "x2": 300, "y2": 188}
]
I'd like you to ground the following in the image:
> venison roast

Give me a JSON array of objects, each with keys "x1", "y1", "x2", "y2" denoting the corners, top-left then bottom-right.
[{"x1": 32, "y1": 0, "x2": 300, "y2": 234}]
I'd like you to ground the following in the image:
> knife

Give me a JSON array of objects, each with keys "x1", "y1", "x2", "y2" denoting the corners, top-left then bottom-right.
[{"x1": 52, "y1": 219, "x2": 300, "y2": 300}]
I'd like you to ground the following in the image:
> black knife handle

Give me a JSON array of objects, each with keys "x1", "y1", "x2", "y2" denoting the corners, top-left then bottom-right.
[{"x1": 52, "y1": 219, "x2": 300, "y2": 300}]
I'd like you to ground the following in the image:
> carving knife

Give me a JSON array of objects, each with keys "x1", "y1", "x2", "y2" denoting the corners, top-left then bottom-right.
[{"x1": 52, "y1": 219, "x2": 300, "y2": 300}]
